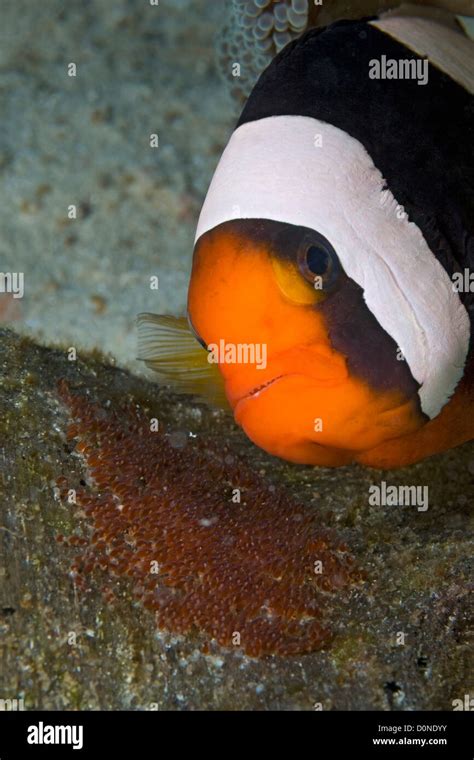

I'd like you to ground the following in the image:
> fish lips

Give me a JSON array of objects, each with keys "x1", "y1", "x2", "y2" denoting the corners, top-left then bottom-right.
[{"x1": 225, "y1": 354, "x2": 348, "y2": 410}]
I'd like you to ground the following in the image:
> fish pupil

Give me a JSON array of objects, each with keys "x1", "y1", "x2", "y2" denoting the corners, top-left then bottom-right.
[{"x1": 306, "y1": 245, "x2": 330, "y2": 276}]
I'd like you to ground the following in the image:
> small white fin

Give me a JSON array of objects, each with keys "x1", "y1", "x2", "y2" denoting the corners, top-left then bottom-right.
[
  {"x1": 371, "y1": 16, "x2": 474, "y2": 93},
  {"x1": 380, "y1": 4, "x2": 462, "y2": 32},
  {"x1": 136, "y1": 313, "x2": 229, "y2": 409}
]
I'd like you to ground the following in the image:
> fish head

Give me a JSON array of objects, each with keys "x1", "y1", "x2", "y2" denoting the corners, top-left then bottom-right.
[{"x1": 188, "y1": 218, "x2": 426, "y2": 466}]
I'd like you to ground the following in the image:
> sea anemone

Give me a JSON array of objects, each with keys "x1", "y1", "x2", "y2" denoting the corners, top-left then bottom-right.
[{"x1": 217, "y1": 0, "x2": 313, "y2": 98}]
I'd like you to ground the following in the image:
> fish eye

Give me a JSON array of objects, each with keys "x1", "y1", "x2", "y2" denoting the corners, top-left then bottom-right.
[{"x1": 297, "y1": 234, "x2": 341, "y2": 291}]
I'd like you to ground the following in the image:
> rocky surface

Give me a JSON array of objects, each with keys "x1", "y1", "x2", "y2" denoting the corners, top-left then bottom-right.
[{"x1": 1, "y1": 328, "x2": 472, "y2": 710}]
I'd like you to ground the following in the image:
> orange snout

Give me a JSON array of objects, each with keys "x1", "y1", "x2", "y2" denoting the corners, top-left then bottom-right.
[{"x1": 188, "y1": 226, "x2": 424, "y2": 466}]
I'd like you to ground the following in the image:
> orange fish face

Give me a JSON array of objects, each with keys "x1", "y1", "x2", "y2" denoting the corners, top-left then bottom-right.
[{"x1": 188, "y1": 220, "x2": 426, "y2": 466}]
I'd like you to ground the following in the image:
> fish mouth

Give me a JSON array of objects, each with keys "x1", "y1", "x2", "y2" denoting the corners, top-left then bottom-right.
[
  {"x1": 234, "y1": 374, "x2": 292, "y2": 408},
  {"x1": 243, "y1": 375, "x2": 285, "y2": 400}
]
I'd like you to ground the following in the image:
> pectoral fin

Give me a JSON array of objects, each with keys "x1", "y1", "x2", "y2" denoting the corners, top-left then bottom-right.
[{"x1": 136, "y1": 313, "x2": 229, "y2": 409}]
